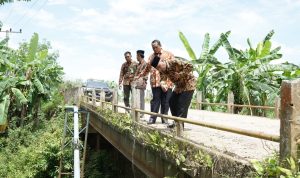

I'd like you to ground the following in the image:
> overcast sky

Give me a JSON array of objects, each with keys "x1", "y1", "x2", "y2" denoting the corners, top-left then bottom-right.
[{"x1": 0, "y1": 0, "x2": 299, "y2": 82}]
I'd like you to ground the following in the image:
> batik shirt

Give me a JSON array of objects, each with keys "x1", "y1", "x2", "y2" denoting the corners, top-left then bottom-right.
[
  {"x1": 161, "y1": 59, "x2": 196, "y2": 93},
  {"x1": 134, "y1": 60, "x2": 148, "y2": 89},
  {"x1": 119, "y1": 61, "x2": 137, "y2": 86},
  {"x1": 141, "y1": 50, "x2": 174, "y2": 89}
]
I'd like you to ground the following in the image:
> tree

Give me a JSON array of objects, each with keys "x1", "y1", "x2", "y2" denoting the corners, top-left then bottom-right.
[
  {"x1": 0, "y1": 33, "x2": 64, "y2": 131},
  {"x1": 179, "y1": 31, "x2": 230, "y2": 105},
  {"x1": 212, "y1": 30, "x2": 299, "y2": 115}
]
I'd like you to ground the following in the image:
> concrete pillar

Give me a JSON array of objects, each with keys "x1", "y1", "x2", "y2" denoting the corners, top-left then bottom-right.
[
  {"x1": 196, "y1": 91, "x2": 202, "y2": 110},
  {"x1": 92, "y1": 88, "x2": 96, "y2": 106},
  {"x1": 100, "y1": 90, "x2": 105, "y2": 109},
  {"x1": 175, "y1": 122, "x2": 183, "y2": 137},
  {"x1": 131, "y1": 88, "x2": 140, "y2": 122},
  {"x1": 280, "y1": 79, "x2": 300, "y2": 166},
  {"x1": 112, "y1": 88, "x2": 118, "y2": 112},
  {"x1": 227, "y1": 91, "x2": 234, "y2": 113},
  {"x1": 275, "y1": 96, "x2": 280, "y2": 118}
]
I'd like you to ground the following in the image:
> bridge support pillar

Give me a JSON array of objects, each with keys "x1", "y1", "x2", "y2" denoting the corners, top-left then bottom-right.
[{"x1": 280, "y1": 79, "x2": 300, "y2": 167}]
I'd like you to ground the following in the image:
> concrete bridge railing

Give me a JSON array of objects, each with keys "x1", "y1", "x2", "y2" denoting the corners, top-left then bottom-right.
[{"x1": 67, "y1": 78, "x2": 300, "y2": 174}]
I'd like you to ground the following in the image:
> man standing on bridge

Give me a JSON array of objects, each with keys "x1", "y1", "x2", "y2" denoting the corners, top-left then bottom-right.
[
  {"x1": 138, "y1": 40, "x2": 173, "y2": 125},
  {"x1": 157, "y1": 57, "x2": 196, "y2": 128},
  {"x1": 119, "y1": 51, "x2": 137, "y2": 108},
  {"x1": 138, "y1": 40, "x2": 196, "y2": 128},
  {"x1": 133, "y1": 50, "x2": 148, "y2": 117}
]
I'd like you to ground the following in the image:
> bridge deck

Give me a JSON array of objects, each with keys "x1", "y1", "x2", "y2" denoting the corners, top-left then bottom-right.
[{"x1": 118, "y1": 103, "x2": 279, "y2": 161}]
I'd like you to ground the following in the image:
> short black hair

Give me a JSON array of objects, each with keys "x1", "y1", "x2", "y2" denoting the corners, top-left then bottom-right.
[
  {"x1": 124, "y1": 51, "x2": 131, "y2": 56},
  {"x1": 138, "y1": 53, "x2": 144, "y2": 58},
  {"x1": 137, "y1": 50, "x2": 145, "y2": 58},
  {"x1": 151, "y1": 39, "x2": 161, "y2": 46}
]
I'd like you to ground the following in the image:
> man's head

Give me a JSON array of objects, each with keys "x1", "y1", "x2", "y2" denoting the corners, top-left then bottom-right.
[
  {"x1": 151, "y1": 39, "x2": 162, "y2": 54},
  {"x1": 136, "y1": 50, "x2": 144, "y2": 62},
  {"x1": 124, "y1": 51, "x2": 132, "y2": 63}
]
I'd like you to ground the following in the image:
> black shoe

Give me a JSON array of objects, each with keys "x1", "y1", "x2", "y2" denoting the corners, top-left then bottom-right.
[
  {"x1": 167, "y1": 123, "x2": 175, "y2": 128},
  {"x1": 147, "y1": 118, "x2": 155, "y2": 125}
]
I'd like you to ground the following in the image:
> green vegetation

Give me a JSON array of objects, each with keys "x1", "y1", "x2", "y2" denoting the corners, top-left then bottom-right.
[
  {"x1": 180, "y1": 30, "x2": 300, "y2": 116},
  {"x1": 0, "y1": 112, "x2": 67, "y2": 177},
  {"x1": 0, "y1": 32, "x2": 63, "y2": 132},
  {"x1": 97, "y1": 108, "x2": 213, "y2": 172},
  {"x1": 251, "y1": 154, "x2": 300, "y2": 178}
]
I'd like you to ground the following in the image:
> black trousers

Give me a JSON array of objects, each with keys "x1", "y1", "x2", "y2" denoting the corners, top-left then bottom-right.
[
  {"x1": 150, "y1": 87, "x2": 172, "y2": 123},
  {"x1": 169, "y1": 90, "x2": 194, "y2": 126},
  {"x1": 123, "y1": 85, "x2": 131, "y2": 107}
]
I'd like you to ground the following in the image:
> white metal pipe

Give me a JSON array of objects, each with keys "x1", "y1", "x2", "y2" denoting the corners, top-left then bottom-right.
[{"x1": 73, "y1": 106, "x2": 80, "y2": 178}]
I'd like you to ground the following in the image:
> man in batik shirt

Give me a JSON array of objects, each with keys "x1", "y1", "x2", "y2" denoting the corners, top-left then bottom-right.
[
  {"x1": 139, "y1": 40, "x2": 174, "y2": 124},
  {"x1": 133, "y1": 50, "x2": 148, "y2": 116},
  {"x1": 138, "y1": 40, "x2": 196, "y2": 128},
  {"x1": 119, "y1": 51, "x2": 137, "y2": 108}
]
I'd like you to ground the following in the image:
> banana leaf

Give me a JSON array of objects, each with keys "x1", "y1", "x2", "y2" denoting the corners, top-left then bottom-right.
[
  {"x1": 263, "y1": 30, "x2": 274, "y2": 44},
  {"x1": 199, "y1": 33, "x2": 210, "y2": 60},
  {"x1": 209, "y1": 31, "x2": 230, "y2": 55},
  {"x1": 179, "y1": 31, "x2": 197, "y2": 60},
  {"x1": 26, "y1": 33, "x2": 39, "y2": 62},
  {"x1": 0, "y1": 95, "x2": 10, "y2": 125},
  {"x1": 11, "y1": 88, "x2": 27, "y2": 104},
  {"x1": 33, "y1": 78, "x2": 45, "y2": 94}
]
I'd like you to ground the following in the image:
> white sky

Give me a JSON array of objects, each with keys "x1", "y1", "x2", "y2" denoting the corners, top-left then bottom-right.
[{"x1": 0, "y1": 0, "x2": 299, "y2": 83}]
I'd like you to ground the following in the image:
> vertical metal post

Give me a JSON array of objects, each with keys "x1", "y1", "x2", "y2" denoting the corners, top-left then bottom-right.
[
  {"x1": 81, "y1": 112, "x2": 90, "y2": 178},
  {"x1": 73, "y1": 106, "x2": 80, "y2": 178}
]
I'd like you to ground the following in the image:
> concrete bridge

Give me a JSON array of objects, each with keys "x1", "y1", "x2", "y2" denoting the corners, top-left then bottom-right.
[{"x1": 63, "y1": 79, "x2": 300, "y2": 178}]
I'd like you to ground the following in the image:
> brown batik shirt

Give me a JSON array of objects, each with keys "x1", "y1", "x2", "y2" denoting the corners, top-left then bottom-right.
[
  {"x1": 134, "y1": 60, "x2": 148, "y2": 89},
  {"x1": 160, "y1": 59, "x2": 196, "y2": 93},
  {"x1": 119, "y1": 61, "x2": 137, "y2": 86},
  {"x1": 142, "y1": 49, "x2": 174, "y2": 89}
]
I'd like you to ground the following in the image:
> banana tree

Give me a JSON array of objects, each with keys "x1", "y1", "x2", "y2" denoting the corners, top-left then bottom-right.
[
  {"x1": 179, "y1": 31, "x2": 230, "y2": 105},
  {"x1": 15, "y1": 33, "x2": 63, "y2": 127},
  {"x1": 214, "y1": 30, "x2": 299, "y2": 115}
]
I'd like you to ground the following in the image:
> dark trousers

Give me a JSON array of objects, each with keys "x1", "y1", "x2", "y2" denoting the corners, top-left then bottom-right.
[
  {"x1": 123, "y1": 85, "x2": 131, "y2": 107},
  {"x1": 160, "y1": 88, "x2": 172, "y2": 123},
  {"x1": 150, "y1": 87, "x2": 172, "y2": 123},
  {"x1": 169, "y1": 90, "x2": 194, "y2": 127}
]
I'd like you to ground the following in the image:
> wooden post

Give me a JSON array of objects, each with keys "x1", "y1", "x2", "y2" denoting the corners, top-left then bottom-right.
[
  {"x1": 275, "y1": 96, "x2": 280, "y2": 118},
  {"x1": 280, "y1": 79, "x2": 300, "y2": 166},
  {"x1": 227, "y1": 91, "x2": 234, "y2": 113},
  {"x1": 112, "y1": 88, "x2": 118, "y2": 113},
  {"x1": 196, "y1": 91, "x2": 202, "y2": 110},
  {"x1": 100, "y1": 90, "x2": 105, "y2": 109},
  {"x1": 131, "y1": 87, "x2": 140, "y2": 122},
  {"x1": 175, "y1": 122, "x2": 183, "y2": 137},
  {"x1": 92, "y1": 88, "x2": 96, "y2": 106}
]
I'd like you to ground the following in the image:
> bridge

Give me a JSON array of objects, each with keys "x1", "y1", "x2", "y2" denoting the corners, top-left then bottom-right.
[{"x1": 62, "y1": 79, "x2": 300, "y2": 178}]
